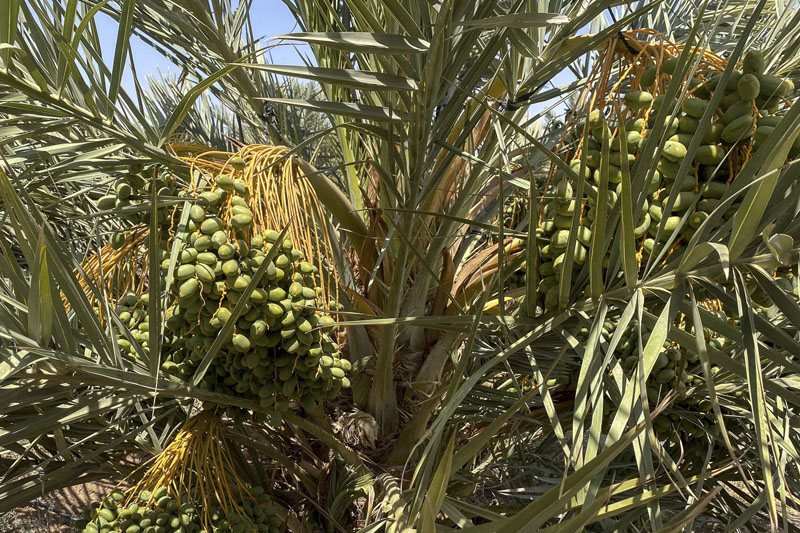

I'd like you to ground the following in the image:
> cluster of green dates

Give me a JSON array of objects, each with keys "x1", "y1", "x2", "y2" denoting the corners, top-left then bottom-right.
[
  {"x1": 597, "y1": 314, "x2": 734, "y2": 445},
  {"x1": 77, "y1": 487, "x2": 200, "y2": 533},
  {"x1": 202, "y1": 485, "x2": 283, "y2": 533},
  {"x1": 78, "y1": 486, "x2": 282, "y2": 533},
  {"x1": 114, "y1": 181, "x2": 350, "y2": 415},
  {"x1": 640, "y1": 49, "x2": 797, "y2": 154},
  {"x1": 98, "y1": 173, "x2": 178, "y2": 250},
  {"x1": 536, "y1": 176, "x2": 595, "y2": 311},
  {"x1": 535, "y1": 50, "x2": 796, "y2": 311},
  {"x1": 115, "y1": 292, "x2": 152, "y2": 352}
]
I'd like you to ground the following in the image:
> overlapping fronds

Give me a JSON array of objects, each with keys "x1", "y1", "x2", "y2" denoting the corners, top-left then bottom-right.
[{"x1": 6, "y1": 0, "x2": 800, "y2": 530}]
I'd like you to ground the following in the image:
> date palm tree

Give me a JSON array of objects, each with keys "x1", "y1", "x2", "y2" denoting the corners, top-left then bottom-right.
[{"x1": 1, "y1": 0, "x2": 800, "y2": 530}]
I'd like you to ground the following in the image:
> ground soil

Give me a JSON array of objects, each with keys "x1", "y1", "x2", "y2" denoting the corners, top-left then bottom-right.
[{"x1": 0, "y1": 478, "x2": 132, "y2": 533}]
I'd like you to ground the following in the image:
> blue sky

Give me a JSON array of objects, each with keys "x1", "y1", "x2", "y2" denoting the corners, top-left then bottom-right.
[
  {"x1": 95, "y1": 0, "x2": 309, "y2": 93},
  {"x1": 93, "y1": 2, "x2": 585, "y2": 121}
]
